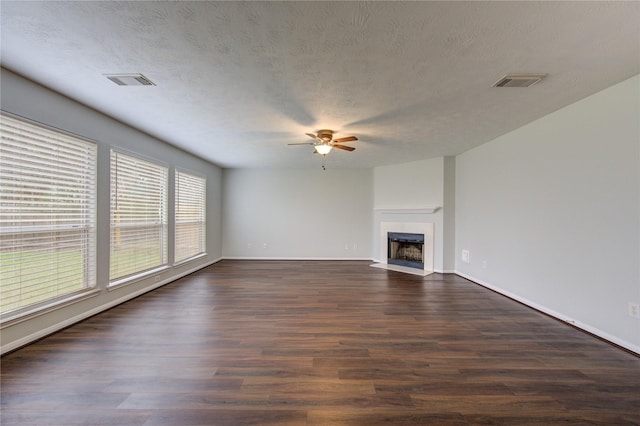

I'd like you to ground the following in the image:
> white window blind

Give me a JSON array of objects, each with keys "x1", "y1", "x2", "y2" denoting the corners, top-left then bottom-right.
[
  {"x1": 0, "y1": 114, "x2": 97, "y2": 315},
  {"x1": 175, "y1": 170, "x2": 206, "y2": 263},
  {"x1": 110, "y1": 150, "x2": 168, "y2": 282}
]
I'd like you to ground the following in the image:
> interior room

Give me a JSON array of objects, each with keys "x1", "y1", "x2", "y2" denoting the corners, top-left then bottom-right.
[{"x1": 1, "y1": 1, "x2": 639, "y2": 424}]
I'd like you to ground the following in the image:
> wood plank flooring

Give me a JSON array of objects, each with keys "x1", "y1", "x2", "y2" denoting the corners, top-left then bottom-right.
[{"x1": 2, "y1": 260, "x2": 639, "y2": 425}]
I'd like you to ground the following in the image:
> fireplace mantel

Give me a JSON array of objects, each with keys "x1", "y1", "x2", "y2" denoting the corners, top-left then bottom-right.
[{"x1": 374, "y1": 207, "x2": 440, "y2": 214}]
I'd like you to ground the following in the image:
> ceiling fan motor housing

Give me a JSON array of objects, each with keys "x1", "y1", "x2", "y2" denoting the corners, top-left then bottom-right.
[{"x1": 317, "y1": 129, "x2": 334, "y2": 142}]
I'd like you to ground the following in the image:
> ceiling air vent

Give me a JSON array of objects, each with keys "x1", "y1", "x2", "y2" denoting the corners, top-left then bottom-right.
[
  {"x1": 492, "y1": 74, "x2": 546, "y2": 88},
  {"x1": 104, "y1": 73, "x2": 156, "y2": 86}
]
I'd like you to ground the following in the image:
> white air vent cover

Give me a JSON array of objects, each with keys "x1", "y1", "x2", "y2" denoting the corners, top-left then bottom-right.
[
  {"x1": 492, "y1": 74, "x2": 546, "y2": 88},
  {"x1": 104, "y1": 73, "x2": 155, "y2": 86}
]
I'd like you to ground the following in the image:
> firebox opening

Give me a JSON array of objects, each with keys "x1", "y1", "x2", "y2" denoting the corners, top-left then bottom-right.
[{"x1": 387, "y1": 232, "x2": 424, "y2": 270}]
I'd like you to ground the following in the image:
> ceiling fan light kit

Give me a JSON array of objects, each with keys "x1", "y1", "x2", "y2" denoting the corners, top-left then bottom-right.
[{"x1": 314, "y1": 144, "x2": 332, "y2": 155}]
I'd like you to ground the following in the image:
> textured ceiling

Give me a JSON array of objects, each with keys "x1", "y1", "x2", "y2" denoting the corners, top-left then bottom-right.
[{"x1": 1, "y1": 1, "x2": 638, "y2": 169}]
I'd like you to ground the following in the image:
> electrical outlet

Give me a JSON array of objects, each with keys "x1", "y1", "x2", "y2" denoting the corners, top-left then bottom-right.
[
  {"x1": 263, "y1": 243, "x2": 268, "y2": 249},
  {"x1": 353, "y1": 243, "x2": 358, "y2": 250},
  {"x1": 461, "y1": 250, "x2": 470, "y2": 264},
  {"x1": 629, "y1": 302, "x2": 640, "y2": 319}
]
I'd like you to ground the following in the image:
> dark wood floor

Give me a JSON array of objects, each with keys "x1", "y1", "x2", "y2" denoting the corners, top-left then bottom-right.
[{"x1": 2, "y1": 260, "x2": 639, "y2": 425}]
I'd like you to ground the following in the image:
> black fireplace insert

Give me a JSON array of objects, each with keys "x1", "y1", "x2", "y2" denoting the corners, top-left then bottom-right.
[{"x1": 387, "y1": 232, "x2": 424, "y2": 269}]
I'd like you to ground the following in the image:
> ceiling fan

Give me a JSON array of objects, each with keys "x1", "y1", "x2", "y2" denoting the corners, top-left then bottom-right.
[{"x1": 288, "y1": 129, "x2": 357, "y2": 155}]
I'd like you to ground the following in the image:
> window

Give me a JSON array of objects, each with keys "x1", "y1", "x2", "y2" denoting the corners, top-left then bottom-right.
[
  {"x1": 0, "y1": 113, "x2": 97, "y2": 316},
  {"x1": 175, "y1": 170, "x2": 206, "y2": 263},
  {"x1": 110, "y1": 150, "x2": 167, "y2": 283}
]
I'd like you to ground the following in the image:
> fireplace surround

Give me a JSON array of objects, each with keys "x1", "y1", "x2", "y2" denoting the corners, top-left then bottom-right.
[{"x1": 372, "y1": 221, "x2": 434, "y2": 276}]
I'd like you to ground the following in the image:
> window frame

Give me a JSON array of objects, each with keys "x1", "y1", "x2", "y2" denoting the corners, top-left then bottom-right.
[
  {"x1": 109, "y1": 148, "x2": 169, "y2": 287},
  {"x1": 174, "y1": 169, "x2": 207, "y2": 265},
  {"x1": 0, "y1": 112, "x2": 98, "y2": 324}
]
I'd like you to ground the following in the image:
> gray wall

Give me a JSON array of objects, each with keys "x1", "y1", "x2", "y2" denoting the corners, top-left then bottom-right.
[
  {"x1": 455, "y1": 75, "x2": 640, "y2": 353},
  {"x1": 1, "y1": 68, "x2": 223, "y2": 353},
  {"x1": 442, "y1": 157, "x2": 456, "y2": 272},
  {"x1": 222, "y1": 168, "x2": 373, "y2": 259}
]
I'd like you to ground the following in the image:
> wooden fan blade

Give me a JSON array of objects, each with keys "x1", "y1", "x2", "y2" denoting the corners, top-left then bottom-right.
[
  {"x1": 305, "y1": 133, "x2": 321, "y2": 141},
  {"x1": 333, "y1": 136, "x2": 358, "y2": 143},
  {"x1": 333, "y1": 144, "x2": 355, "y2": 151},
  {"x1": 288, "y1": 142, "x2": 315, "y2": 146}
]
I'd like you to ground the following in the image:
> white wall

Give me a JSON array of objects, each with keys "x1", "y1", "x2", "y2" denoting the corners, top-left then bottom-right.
[
  {"x1": 372, "y1": 157, "x2": 451, "y2": 271},
  {"x1": 0, "y1": 68, "x2": 223, "y2": 353},
  {"x1": 373, "y1": 157, "x2": 444, "y2": 209},
  {"x1": 222, "y1": 168, "x2": 372, "y2": 259},
  {"x1": 455, "y1": 75, "x2": 640, "y2": 353}
]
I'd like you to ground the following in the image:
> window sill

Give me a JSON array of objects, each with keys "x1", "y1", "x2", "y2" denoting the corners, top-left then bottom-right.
[
  {"x1": 108, "y1": 265, "x2": 171, "y2": 291},
  {"x1": 173, "y1": 252, "x2": 207, "y2": 268},
  {"x1": 1, "y1": 288, "x2": 101, "y2": 329}
]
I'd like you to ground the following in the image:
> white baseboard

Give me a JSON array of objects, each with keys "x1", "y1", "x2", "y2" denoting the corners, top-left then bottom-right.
[
  {"x1": 224, "y1": 258, "x2": 455, "y2": 275},
  {"x1": 456, "y1": 271, "x2": 640, "y2": 356},
  {"x1": 1, "y1": 259, "x2": 221, "y2": 355},
  {"x1": 222, "y1": 256, "x2": 373, "y2": 261}
]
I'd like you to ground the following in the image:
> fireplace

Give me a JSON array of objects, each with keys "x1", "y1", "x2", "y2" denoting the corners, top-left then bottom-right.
[
  {"x1": 373, "y1": 221, "x2": 434, "y2": 276},
  {"x1": 387, "y1": 232, "x2": 424, "y2": 269}
]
